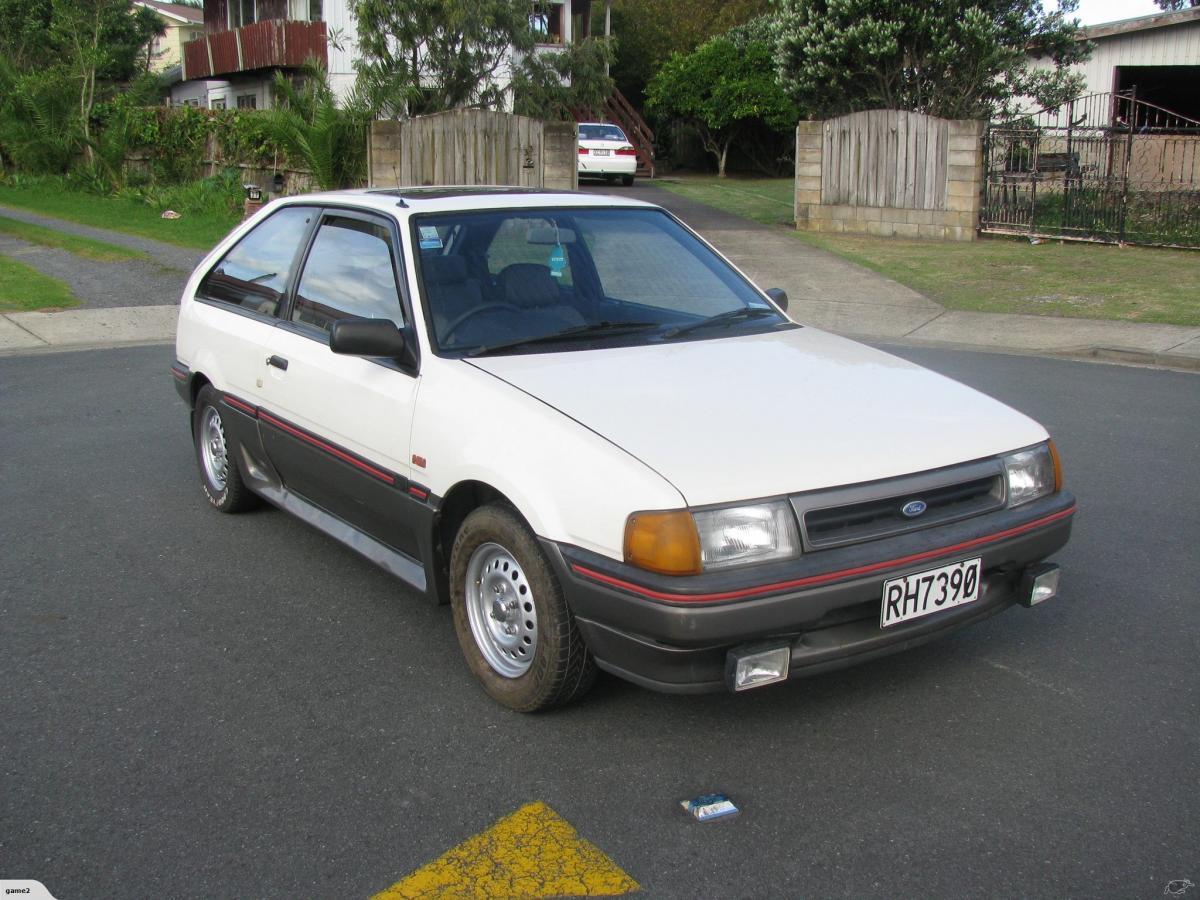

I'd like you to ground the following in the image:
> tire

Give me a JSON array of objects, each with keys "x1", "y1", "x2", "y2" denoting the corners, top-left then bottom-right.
[
  {"x1": 192, "y1": 385, "x2": 259, "y2": 514},
  {"x1": 622, "y1": 175, "x2": 635, "y2": 187},
  {"x1": 449, "y1": 504, "x2": 596, "y2": 711}
]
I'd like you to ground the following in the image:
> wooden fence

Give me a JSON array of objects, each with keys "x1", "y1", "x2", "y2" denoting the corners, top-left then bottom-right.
[
  {"x1": 821, "y1": 110, "x2": 949, "y2": 209},
  {"x1": 796, "y1": 111, "x2": 985, "y2": 241},
  {"x1": 368, "y1": 109, "x2": 578, "y2": 190}
]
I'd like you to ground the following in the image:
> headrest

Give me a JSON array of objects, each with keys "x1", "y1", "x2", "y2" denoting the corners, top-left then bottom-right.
[
  {"x1": 424, "y1": 254, "x2": 468, "y2": 285},
  {"x1": 503, "y1": 264, "x2": 560, "y2": 308}
]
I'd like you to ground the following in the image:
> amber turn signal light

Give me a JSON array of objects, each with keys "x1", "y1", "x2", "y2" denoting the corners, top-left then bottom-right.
[
  {"x1": 623, "y1": 510, "x2": 703, "y2": 576},
  {"x1": 1048, "y1": 439, "x2": 1064, "y2": 491}
]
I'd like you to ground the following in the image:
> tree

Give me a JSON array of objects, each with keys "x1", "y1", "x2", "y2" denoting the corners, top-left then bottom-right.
[
  {"x1": 352, "y1": 0, "x2": 534, "y2": 115},
  {"x1": 772, "y1": 0, "x2": 1090, "y2": 121},
  {"x1": 512, "y1": 37, "x2": 615, "y2": 120},
  {"x1": 0, "y1": 0, "x2": 162, "y2": 172},
  {"x1": 607, "y1": 0, "x2": 770, "y2": 105},
  {"x1": 646, "y1": 31, "x2": 800, "y2": 177},
  {"x1": 1154, "y1": 0, "x2": 1197, "y2": 8}
]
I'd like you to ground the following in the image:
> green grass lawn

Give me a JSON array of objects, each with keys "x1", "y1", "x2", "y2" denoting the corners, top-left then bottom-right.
[
  {"x1": 658, "y1": 175, "x2": 796, "y2": 227},
  {"x1": 0, "y1": 215, "x2": 147, "y2": 262},
  {"x1": 0, "y1": 183, "x2": 240, "y2": 250},
  {"x1": 657, "y1": 174, "x2": 1200, "y2": 326},
  {"x1": 0, "y1": 255, "x2": 79, "y2": 311}
]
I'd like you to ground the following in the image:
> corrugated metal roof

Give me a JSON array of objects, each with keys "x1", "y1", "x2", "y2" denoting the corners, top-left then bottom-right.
[
  {"x1": 134, "y1": 0, "x2": 204, "y2": 24},
  {"x1": 1079, "y1": 7, "x2": 1200, "y2": 42}
]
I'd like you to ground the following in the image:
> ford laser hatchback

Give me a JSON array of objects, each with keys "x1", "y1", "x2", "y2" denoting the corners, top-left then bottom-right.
[{"x1": 173, "y1": 187, "x2": 1075, "y2": 711}]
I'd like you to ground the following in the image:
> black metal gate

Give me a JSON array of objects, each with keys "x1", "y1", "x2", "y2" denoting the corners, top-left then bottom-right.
[{"x1": 982, "y1": 92, "x2": 1200, "y2": 249}]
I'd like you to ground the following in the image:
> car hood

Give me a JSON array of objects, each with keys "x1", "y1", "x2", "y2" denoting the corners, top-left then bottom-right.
[{"x1": 468, "y1": 327, "x2": 1047, "y2": 506}]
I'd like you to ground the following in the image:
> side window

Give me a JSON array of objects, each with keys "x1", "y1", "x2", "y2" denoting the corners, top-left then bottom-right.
[
  {"x1": 291, "y1": 215, "x2": 405, "y2": 333},
  {"x1": 198, "y1": 206, "x2": 313, "y2": 316}
]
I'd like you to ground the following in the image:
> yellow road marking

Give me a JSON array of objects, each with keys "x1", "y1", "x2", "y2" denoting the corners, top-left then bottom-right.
[{"x1": 372, "y1": 801, "x2": 639, "y2": 899}]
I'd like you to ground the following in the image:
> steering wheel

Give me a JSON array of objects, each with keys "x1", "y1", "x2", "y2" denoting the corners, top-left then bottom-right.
[{"x1": 442, "y1": 303, "x2": 523, "y2": 342}]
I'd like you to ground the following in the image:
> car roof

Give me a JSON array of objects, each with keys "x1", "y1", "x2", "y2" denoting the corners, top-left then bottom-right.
[{"x1": 269, "y1": 186, "x2": 657, "y2": 217}]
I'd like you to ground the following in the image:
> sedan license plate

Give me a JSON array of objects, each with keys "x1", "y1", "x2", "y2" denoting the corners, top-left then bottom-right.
[
  {"x1": 592, "y1": 148, "x2": 611, "y2": 156},
  {"x1": 880, "y1": 558, "x2": 981, "y2": 628}
]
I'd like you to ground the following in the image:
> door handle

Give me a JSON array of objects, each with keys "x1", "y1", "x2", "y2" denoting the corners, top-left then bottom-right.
[{"x1": 267, "y1": 355, "x2": 289, "y2": 371}]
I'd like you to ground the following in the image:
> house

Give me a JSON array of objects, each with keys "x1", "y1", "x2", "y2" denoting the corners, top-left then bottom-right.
[
  {"x1": 169, "y1": 0, "x2": 601, "y2": 111},
  {"x1": 135, "y1": 0, "x2": 205, "y2": 74},
  {"x1": 1023, "y1": 7, "x2": 1200, "y2": 124}
]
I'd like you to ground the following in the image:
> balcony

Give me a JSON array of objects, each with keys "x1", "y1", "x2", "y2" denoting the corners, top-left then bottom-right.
[{"x1": 182, "y1": 19, "x2": 327, "y2": 81}]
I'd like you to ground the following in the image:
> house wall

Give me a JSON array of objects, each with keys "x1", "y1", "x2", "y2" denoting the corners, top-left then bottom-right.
[
  {"x1": 189, "y1": 0, "x2": 576, "y2": 107},
  {"x1": 1023, "y1": 16, "x2": 1200, "y2": 123},
  {"x1": 148, "y1": 21, "x2": 205, "y2": 72}
]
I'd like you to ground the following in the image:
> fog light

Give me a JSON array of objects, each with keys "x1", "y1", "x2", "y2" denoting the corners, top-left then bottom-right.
[
  {"x1": 1020, "y1": 563, "x2": 1061, "y2": 607},
  {"x1": 728, "y1": 645, "x2": 790, "y2": 691}
]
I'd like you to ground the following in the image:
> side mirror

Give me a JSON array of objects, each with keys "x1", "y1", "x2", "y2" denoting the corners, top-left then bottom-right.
[
  {"x1": 765, "y1": 287, "x2": 788, "y2": 312},
  {"x1": 329, "y1": 317, "x2": 407, "y2": 358}
]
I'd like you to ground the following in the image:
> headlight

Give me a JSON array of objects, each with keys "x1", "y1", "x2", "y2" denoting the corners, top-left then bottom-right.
[
  {"x1": 624, "y1": 500, "x2": 801, "y2": 575},
  {"x1": 1004, "y1": 441, "x2": 1061, "y2": 507},
  {"x1": 693, "y1": 501, "x2": 800, "y2": 571}
]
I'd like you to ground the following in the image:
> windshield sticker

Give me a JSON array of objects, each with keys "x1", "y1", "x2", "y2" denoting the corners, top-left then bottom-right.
[
  {"x1": 548, "y1": 242, "x2": 566, "y2": 278},
  {"x1": 418, "y1": 225, "x2": 443, "y2": 250}
]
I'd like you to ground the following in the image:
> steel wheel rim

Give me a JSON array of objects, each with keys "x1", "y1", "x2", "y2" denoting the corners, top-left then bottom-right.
[
  {"x1": 465, "y1": 542, "x2": 538, "y2": 678},
  {"x1": 200, "y1": 406, "x2": 229, "y2": 493}
]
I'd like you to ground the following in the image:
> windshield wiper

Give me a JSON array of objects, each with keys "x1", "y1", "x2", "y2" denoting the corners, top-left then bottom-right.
[
  {"x1": 465, "y1": 321, "x2": 661, "y2": 358},
  {"x1": 662, "y1": 307, "x2": 779, "y2": 340}
]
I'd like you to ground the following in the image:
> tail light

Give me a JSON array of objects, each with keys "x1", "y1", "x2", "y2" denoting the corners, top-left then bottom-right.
[
  {"x1": 616, "y1": 146, "x2": 637, "y2": 156},
  {"x1": 578, "y1": 147, "x2": 589, "y2": 155}
]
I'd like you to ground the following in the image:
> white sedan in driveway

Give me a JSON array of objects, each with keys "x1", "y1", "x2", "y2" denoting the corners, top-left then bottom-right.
[
  {"x1": 577, "y1": 122, "x2": 637, "y2": 186},
  {"x1": 173, "y1": 186, "x2": 1074, "y2": 711}
]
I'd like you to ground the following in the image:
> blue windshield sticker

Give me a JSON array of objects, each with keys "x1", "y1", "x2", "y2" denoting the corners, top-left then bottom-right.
[
  {"x1": 418, "y1": 225, "x2": 443, "y2": 250},
  {"x1": 548, "y1": 243, "x2": 566, "y2": 278}
]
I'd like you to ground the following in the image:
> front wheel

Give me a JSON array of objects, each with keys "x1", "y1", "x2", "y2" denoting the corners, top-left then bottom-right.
[{"x1": 450, "y1": 505, "x2": 596, "y2": 711}]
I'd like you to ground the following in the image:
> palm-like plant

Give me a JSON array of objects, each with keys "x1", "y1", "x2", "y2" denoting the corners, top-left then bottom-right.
[
  {"x1": 0, "y1": 60, "x2": 86, "y2": 175},
  {"x1": 263, "y1": 63, "x2": 373, "y2": 190}
]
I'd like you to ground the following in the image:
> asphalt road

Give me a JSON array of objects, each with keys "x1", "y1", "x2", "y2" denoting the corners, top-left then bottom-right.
[{"x1": 1, "y1": 343, "x2": 1197, "y2": 899}]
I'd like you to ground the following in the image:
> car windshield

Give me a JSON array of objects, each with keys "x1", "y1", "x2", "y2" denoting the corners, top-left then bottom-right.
[
  {"x1": 414, "y1": 207, "x2": 791, "y2": 356},
  {"x1": 579, "y1": 124, "x2": 628, "y2": 142}
]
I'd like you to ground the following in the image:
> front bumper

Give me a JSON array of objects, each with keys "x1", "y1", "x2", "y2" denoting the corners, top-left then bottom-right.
[{"x1": 543, "y1": 494, "x2": 1075, "y2": 693}]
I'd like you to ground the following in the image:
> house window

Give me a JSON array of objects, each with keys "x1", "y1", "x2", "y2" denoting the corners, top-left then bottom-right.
[
  {"x1": 211, "y1": 98, "x2": 227, "y2": 110},
  {"x1": 530, "y1": 3, "x2": 563, "y2": 43},
  {"x1": 237, "y1": 94, "x2": 257, "y2": 109},
  {"x1": 288, "y1": 0, "x2": 322, "y2": 21},
  {"x1": 229, "y1": 0, "x2": 256, "y2": 29}
]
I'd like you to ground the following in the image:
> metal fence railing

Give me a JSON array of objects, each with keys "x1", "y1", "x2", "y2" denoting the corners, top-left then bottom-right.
[{"x1": 982, "y1": 91, "x2": 1200, "y2": 249}]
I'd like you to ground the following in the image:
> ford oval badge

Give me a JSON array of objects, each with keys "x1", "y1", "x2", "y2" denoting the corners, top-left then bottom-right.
[{"x1": 901, "y1": 499, "x2": 927, "y2": 518}]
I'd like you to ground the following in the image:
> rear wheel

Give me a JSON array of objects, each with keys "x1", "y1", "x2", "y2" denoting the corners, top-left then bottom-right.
[
  {"x1": 192, "y1": 385, "x2": 258, "y2": 513},
  {"x1": 450, "y1": 504, "x2": 596, "y2": 711},
  {"x1": 622, "y1": 174, "x2": 635, "y2": 187}
]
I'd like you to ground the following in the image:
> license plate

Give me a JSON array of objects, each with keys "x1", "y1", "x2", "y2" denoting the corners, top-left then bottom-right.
[
  {"x1": 592, "y1": 149, "x2": 611, "y2": 156},
  {"x1": 880, "y1": 558, "x2": 981, "y2": 628}
]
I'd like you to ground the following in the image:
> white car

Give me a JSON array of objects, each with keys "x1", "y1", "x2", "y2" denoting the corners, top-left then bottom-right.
[
  {"x1": 173, "y1": 187, "x2": 1075, "y2": 711},
  {"x1": 577, "y1": 122, "x2": 638, "y2": 186}
]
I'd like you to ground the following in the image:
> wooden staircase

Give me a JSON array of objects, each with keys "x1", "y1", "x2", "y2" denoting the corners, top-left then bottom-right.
[{"x1": 580, "y1": 88, "x2": 655, "y2": 177}]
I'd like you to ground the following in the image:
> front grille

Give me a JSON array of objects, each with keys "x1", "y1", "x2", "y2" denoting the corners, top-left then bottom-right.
[{"x1": 793, "y1": 460, "x2": 1006, "y2": 551}]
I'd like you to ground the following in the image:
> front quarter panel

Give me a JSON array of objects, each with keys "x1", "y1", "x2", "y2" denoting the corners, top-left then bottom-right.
[{"x1": 412, "y1": 358, "x2": 685, "y2": 560}]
